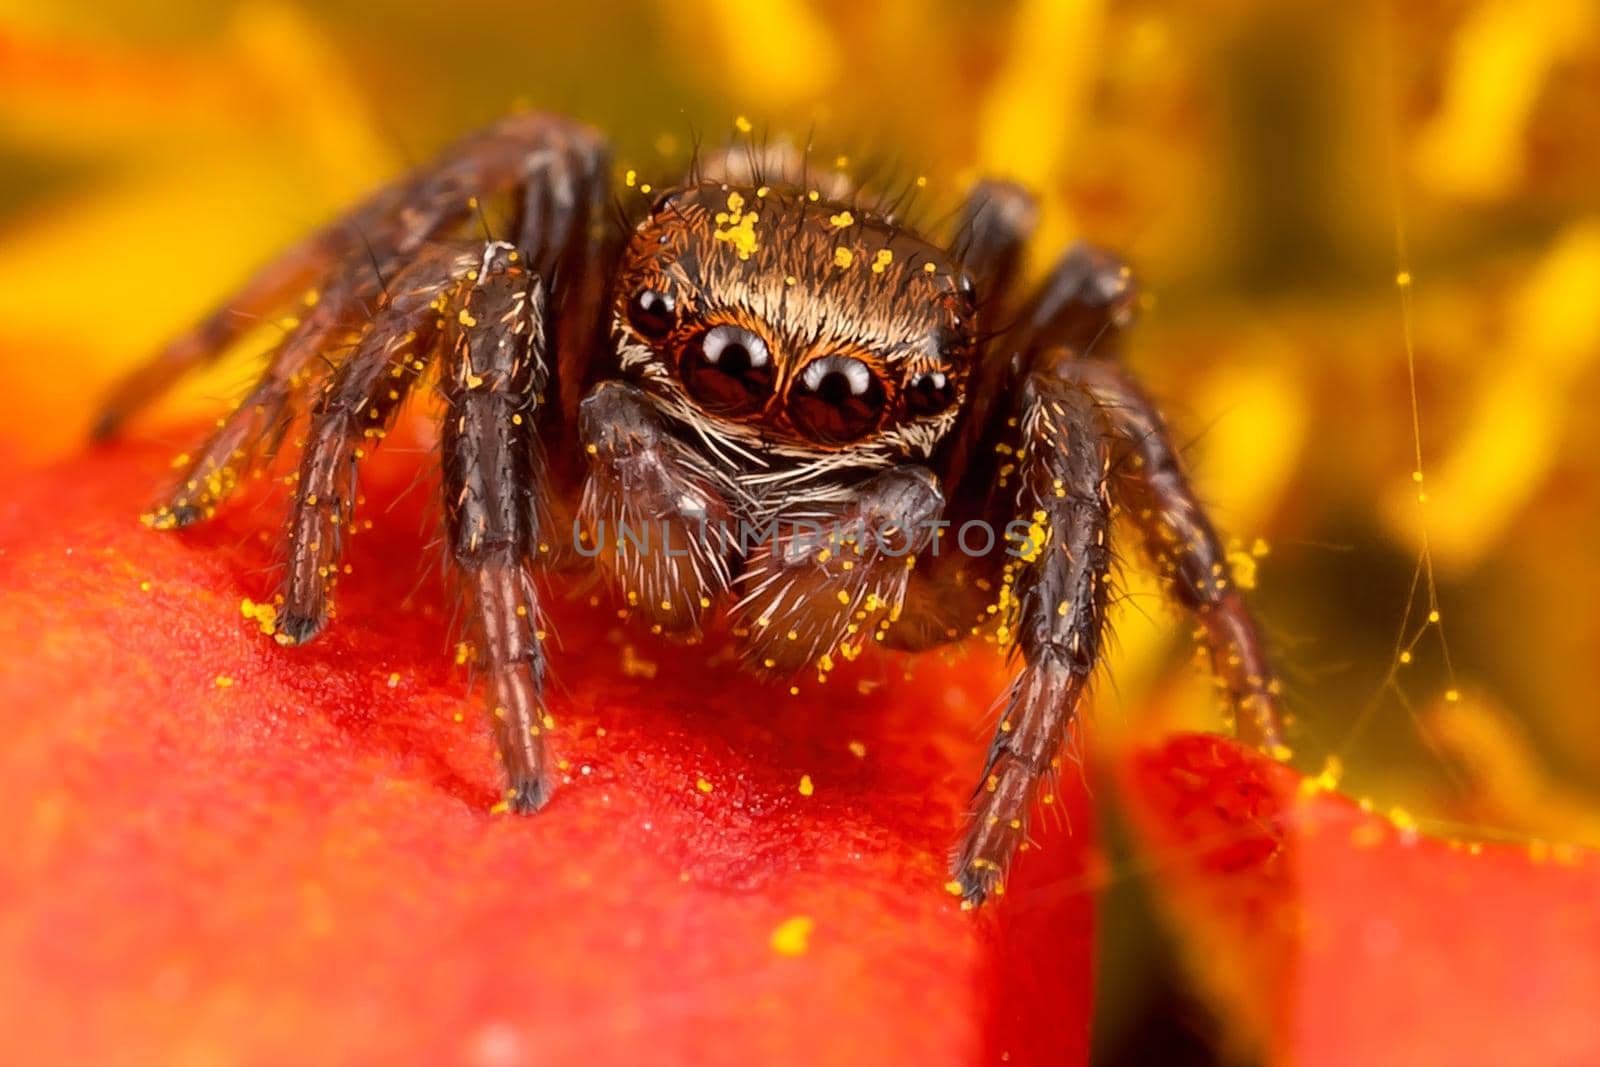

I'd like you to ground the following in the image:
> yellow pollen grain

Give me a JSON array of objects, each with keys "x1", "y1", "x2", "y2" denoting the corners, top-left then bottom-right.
[
  {"x1": 239, "y1": 597, "x2": 278, "y2": 636},
  {"x1": 833, "y1": 247, "x2": 855, "y2": 269},
  {"x1": 624, "y1": 168, "x2": 638, "y2": 187},
  {"x1": 214, "y1": 675, "x2": 233, "y2": 688},
  {"x1": 871, "y1": 249, "x2": 893, "y2": 274},
  {"x1": 457, "y1": 308, "x2": 477, "y2": 328},
  {"x1": 696, "y1": 777, "x2": 714, "y2": 793},
  {"x1": 798, "y1": 774, "x2": 814, "y2": 796},
  {"x1": 769, "y1": 915, "x2": 814, "y2": 957},
  {"x1": 734, "y1": 114, "x2": 752, "y2": 133},
  {"x1": 829, "y1": 210, "x2": 855, "y2": 228},
  {"x1": 847, "y1": 740, "x2": 867, "y2": 759}
]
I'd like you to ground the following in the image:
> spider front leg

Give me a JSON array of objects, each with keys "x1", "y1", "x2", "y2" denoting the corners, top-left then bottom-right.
[
  {"x1": 439, "y1": 245, "x2": 553, "y2": 810},
  {"x1": 953, "y1": 376, "x2": 1112, "y2": 904}
]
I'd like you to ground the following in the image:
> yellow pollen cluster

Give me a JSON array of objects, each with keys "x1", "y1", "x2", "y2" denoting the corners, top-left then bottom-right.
[
  {"x1": 1016, "y1": 513, "x2": 1051, "y2": 563},
  {"x1": 833, "y1": 247, "x2": 854, "y2": 269},
  {"x1": 239, "y1": 596, "x2": 279, "y2": 637},
  {"x1": 828, "y1": 210, "x2": 854, "y2": 228},
  {"x1": 870, "y1": 249, "x2": 894, "y2": 274},
  {"x1": 714, "y1": 191, "x2": 760, "y2": 259}
]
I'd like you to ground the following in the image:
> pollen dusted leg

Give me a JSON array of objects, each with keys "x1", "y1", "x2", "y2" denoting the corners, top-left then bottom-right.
[
  {"x1": 141, "y1": 269, "x2": 384, "y2": 529},
  {"x1": 951, "y1": 377, "x2": 1112, "y2": 903},
  {"x1": 1061, "y1": 357, "x2": 1286, "y2": 750},
  {"x1": 99, "y1": 111, "x2": 610, "y2": 452},
  {"x1": 276, "y1": 245, "x2": 486, "y2": 643},
  {"x1": 439, "y1": 246, "x2": 553, "y2": 810}
]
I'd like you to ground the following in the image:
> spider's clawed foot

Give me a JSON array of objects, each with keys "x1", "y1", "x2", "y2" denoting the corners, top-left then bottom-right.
[
  {"x1": 274, "y1": 611, "x2": 326, "y2": 648},
  {"x1": 505, "y1": 773, "x2": 553, "y2": 815}
]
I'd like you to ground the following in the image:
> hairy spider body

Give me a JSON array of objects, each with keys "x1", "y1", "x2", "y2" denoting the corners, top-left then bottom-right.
[{"x1": 98, "y1": 113, "x2": 1284, "y2": 903}]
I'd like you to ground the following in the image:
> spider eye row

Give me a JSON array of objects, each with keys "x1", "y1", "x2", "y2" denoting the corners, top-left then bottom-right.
[{"x1": 625, "y1": 287, "x2": 959, "y2": 443}]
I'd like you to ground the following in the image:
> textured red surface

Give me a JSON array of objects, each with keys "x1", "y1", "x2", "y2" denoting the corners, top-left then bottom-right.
[
  {"x1": 0, "y1": 440, "x2": 1096, "y2": 1067},
  {"x1": 1120, "y1": 735, "x2": 1600, "y2": 1067}
]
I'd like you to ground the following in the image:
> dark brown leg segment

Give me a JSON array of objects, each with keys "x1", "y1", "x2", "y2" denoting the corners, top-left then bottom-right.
[
  {"x1": 141, "y1": 269, "x2": 386, "y2": 531},
  {"x1": 950, "y1": 179, "x2": 1038, "y2": 314},
  {"x1": 439, "y1": 245, "x2": 552, "y2": 810},
  {"x1": 1061, "y1": 357, "x2": 1285, "y2": 750},
  {"x1": 104, "y1": 111, "x2": 609, "y2": 454},
  {"x1": 275, "y1": 245, "x2": 489, "y2": 642},
  {"x1": 953, "y1": 375, "x2": 1112, "y2": 904},
  {"x1": 93, "y1": 238, "x2": 341, "y2": 441}
]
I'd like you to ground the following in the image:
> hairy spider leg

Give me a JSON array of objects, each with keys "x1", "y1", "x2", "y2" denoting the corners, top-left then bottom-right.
[
  {"x1": 1014, "y1": 243, "x2": 1284, "y2": 750},
  {"x1": 276, "y1": 245, "x2": 480, "y2": 643},
  {"x1": 93, "y1": 234, "x2": 344, "y2": 441},
  {"x1": 950, "y1": 179, "x2": 1038, "y2": 315},
  {"x1": 141, "y1": 268, "x2": 386, "y2": 530},
  {"x1": 952, "y1": 376, "x2": 1113, "y2": 903},
  {"x1": 439, "y1": 244, "x2": 552, "y2": 811},
  {"x1": 104, "y1": 113, "x2": 611, "y2": 481},
  {"x1": 1061, "y1": 357, "x2": 1286, "y2": 751}
]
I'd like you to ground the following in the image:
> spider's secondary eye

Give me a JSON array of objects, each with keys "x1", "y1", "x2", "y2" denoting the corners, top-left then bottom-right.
[
  {"x1": 680, "y1": 324, "x2": 774, "y2": 415},
  {"x1": 904, "y1": 369, "x2": 956, "y2": 417},
  {"x1": 627, "y1": 289, "x2": 676, "y2": 340},
  {"x1": 789, "y1": 355, "x2": 887, "y2": 444}
]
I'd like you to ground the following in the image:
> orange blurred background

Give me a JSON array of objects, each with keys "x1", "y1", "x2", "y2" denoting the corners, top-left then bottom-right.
[{"x1": 2, "y1": 0, "x2": 1597, "y2": 1060}]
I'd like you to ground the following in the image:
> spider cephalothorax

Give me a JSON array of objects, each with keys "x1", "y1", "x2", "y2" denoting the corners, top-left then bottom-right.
[
  {"x1": 97, "y1": 113, "x2": 1285, "y2": 903},
  {"x1": 613, "y1": 182, "x2": 975, "y2": 469}
]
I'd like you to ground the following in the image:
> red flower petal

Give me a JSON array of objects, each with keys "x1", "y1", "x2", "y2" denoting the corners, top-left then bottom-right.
[
  {"x1": 1120, "y1": 734, "x2": 1600, "y2": 1067},
  {"x1": 0, "y1": 440, "x2": 1096, "y2": 1067}
]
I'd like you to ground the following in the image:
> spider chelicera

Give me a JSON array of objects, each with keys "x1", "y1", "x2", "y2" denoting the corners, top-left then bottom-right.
[{"x1": 95, "y1": 113, "x2": 1284, "y2": 904}]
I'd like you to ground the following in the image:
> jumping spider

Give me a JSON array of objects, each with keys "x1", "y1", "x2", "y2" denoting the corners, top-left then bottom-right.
[{"x1": 96, "y1": 113, "x2": 1284, "y2": 903}]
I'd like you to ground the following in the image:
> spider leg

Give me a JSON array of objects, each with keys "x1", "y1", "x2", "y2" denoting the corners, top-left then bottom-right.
[
  {"x1": 437, "y1": 244, "x2": 552, "y2": 810},
  {"x1": 1058, "y1": 356, "x2": 1285, "y2": 749},
  {"x1": 98, "y1": 113, "x2": 609, "y2": 441},
  {"x1": 273, "y1": 244, "x2": 484, "y2": 642},
  {"x1": 731, "y1": 468, "x2": 944, "y2": 675},
  {"x1": 92, "y1": 238, "x2": 341, "y2": 441},
  {"x1": 577, "y1": 381, "x2": 737, "y2": 636},
  {"x1": 140, "y1": 267, "x2": 389, "y2": 530},
  {"x1": 950, "y1": 179, "x2": 1037, "y2": 311},
  {"x1": 999, "y1": 242, "x2": 1283, "y2": 748},
  {"x1": 953, "y1": 375, "x2": 1111, "y2": 904}
]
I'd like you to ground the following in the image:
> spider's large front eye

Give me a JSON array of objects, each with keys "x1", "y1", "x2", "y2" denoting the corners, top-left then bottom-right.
[
  {"x1": 627, "y1": 289, "x2": 676, "y2": 340},
  {"x1": 789, "y1": 355, "x2": 887, "y2": 444},
  {"x1": 680, "y1": 324, "x2": 774, "y2": 415},
  {"x1": 904, "y1": 369, "x2": 956, "y2": 417}
]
